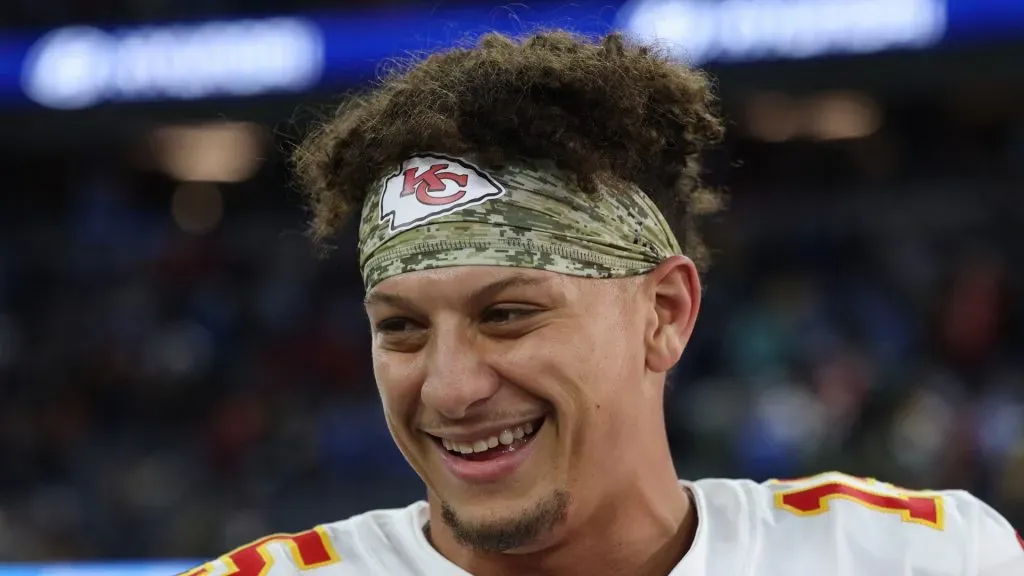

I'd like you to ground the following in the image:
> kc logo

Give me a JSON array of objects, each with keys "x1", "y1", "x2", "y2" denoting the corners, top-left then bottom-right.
[
  {"x1": 402, "y1": 164, "x2": 468, "y2": 206},
  {"x1": 380, "y1": 154, "x2": 506, "y2": 232}
]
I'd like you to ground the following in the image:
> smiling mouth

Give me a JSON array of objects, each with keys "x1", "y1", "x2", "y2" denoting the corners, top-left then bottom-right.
[{"x1": 435, "y1": 418, "x2": 545, "y2": 462}]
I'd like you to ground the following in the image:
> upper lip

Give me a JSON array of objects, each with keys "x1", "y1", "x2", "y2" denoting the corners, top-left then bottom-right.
[{"x1": 423, "y1": 417, "x2": 545, "y2": 443}]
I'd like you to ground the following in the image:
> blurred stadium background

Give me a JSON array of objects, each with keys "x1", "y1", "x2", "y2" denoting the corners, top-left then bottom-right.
[{"x1": 0, "y1": 0, "x2": 1023, "y2": 573}]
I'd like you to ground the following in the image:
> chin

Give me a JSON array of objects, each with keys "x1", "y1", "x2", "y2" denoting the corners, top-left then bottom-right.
[{"x1": 438, "y1": 489, "x2": 571, "y2": 553}]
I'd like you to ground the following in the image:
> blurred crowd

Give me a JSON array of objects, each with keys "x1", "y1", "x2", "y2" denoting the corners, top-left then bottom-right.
[
  {"x1": 0, "y1": 0, "x2": 407, "y2": 28},
  {"x1": 0, "y1": 105, "x2": 1022, "y2": 561}
]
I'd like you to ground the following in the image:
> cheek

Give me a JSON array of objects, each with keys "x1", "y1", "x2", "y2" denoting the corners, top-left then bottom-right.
[
  {"x1": 372, "y1": 354, "x2": 431, "y2": 470},
  {"x1": 371, "y1": 351, "x2": 421, "y2": 424},
  {"x1": 511, "y1": 320, "x2": 638, "y2": 408},
  {"x1": 580, "y1": 317, "x2": 644, "y2": 390},
  {"x1": 559, "y1": 316, "x2": 646, "y2": 441}
]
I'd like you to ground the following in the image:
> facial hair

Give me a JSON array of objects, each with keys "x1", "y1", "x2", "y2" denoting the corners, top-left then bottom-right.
[{"x1": 440, "y1": 489, "x2": 570, "y2": 552}]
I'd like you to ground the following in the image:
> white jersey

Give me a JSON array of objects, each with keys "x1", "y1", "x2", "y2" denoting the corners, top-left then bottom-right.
[{"x1": 182, "y1": 472, "x2": 1023, "y2": 576}]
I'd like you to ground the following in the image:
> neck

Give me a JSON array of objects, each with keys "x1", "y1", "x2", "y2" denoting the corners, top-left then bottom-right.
[{"x1": 428, "y1": 440, "x2": 696, "y2": 576}]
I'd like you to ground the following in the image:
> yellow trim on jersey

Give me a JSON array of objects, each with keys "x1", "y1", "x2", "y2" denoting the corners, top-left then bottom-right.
[
  {"x1": 770, "y1": 471, "x2": 946, "y2": 531},
  {"x1": 182, "y1": 526, "x2": 343, "y2": 576}
]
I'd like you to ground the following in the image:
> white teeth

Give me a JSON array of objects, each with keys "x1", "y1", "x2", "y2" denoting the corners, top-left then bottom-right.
[{"x1": 441, "y1": 420, "x2": 541, "y2": 454}]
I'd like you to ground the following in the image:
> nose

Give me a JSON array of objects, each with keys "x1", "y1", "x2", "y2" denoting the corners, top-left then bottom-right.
[{"x1": 420, "y1": 320, "x2": 500, "y2": 420}]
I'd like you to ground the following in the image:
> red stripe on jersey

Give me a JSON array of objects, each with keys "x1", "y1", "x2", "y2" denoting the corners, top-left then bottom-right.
[{"x1": 291, "y1": 528, "x2": 336, "y2": 568}]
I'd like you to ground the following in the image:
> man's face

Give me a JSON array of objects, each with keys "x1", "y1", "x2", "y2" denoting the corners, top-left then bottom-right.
[{"x1": 363, "y1": 266, "x2": 656, "y2": 551}]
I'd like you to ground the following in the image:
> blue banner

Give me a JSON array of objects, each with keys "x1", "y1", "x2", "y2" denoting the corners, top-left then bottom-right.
[
  {"x1": 0, "y1": 562, "x2": 199, "y2": 575},
  {"x1": 3, "y1": 0, "x2": 1024, "y2": 109}
]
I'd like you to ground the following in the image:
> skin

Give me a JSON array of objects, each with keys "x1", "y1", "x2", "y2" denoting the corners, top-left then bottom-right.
[{"x1": 363, "y1": 255, "x2": 702, "y2": 576}]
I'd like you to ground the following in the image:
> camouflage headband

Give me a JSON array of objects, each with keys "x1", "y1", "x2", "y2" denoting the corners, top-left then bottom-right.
[{"x1": 357, "y1": 154, "x2": 682, "y2": 290}]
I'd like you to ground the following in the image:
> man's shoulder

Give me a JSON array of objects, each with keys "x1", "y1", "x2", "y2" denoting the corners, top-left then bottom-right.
[
  {"x1": 691, "y1": 471, "x2": 1017, "y2": 574},
  {"x1": 695, "y1": 470, "x2": 977, "y2": 531},
  {"x1": 178, "y1": 502, "x2": 430, "y2": 576}
]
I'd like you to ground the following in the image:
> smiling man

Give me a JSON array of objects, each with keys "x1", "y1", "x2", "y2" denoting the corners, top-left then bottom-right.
[{"x1": 182, "y1": 31, "x2": 1023, "y2": 576}]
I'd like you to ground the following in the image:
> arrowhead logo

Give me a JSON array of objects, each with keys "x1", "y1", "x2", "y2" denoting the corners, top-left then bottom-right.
[{"x1": 379, "y1": 155, "x2": 506, "y2": 232}]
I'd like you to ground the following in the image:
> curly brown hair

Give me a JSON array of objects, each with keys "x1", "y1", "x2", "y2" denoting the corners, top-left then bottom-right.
[{"x1": 292, "y1": 30, "x2": 725, "y2": 271}]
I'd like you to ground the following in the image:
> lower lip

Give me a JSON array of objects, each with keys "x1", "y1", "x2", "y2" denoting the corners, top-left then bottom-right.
[{"x1": 436, "y1": 427, "x2": 542, "y2": 484}]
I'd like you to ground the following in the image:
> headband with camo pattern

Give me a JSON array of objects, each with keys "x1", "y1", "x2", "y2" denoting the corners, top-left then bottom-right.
[{"x1": 357, "y1": 154, "x2": 682, "y2": 290}]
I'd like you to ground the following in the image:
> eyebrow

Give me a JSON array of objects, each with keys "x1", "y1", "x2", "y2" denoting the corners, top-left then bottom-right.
[{"x1": 363, "y1": 273, "x2": 552, "y2": 308}]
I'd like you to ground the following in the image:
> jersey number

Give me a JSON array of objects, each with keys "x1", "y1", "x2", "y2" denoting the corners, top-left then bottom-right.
[
  {"x1": 182, "y1": 526, "x2": 341, "y2": 576},
  {"x1": 774, "y1": 475, "x2": 944, "y2": 531}
]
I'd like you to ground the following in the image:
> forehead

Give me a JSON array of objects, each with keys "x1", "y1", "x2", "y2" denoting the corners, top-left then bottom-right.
[
  {"x1": 367, "y1": 267, "x2": 563, "y2": 302},
  {"x1": 364, "y1": 266, "x2": 638, "y2": 310}
]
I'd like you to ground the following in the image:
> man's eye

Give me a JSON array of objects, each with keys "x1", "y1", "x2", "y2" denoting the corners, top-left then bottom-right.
[
  {"x1": 375, "y1": 317, "x2": 420, "y2": 333},
  {"x1": 481, "y1": 307, "x2": 536, "y2": 324}
]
